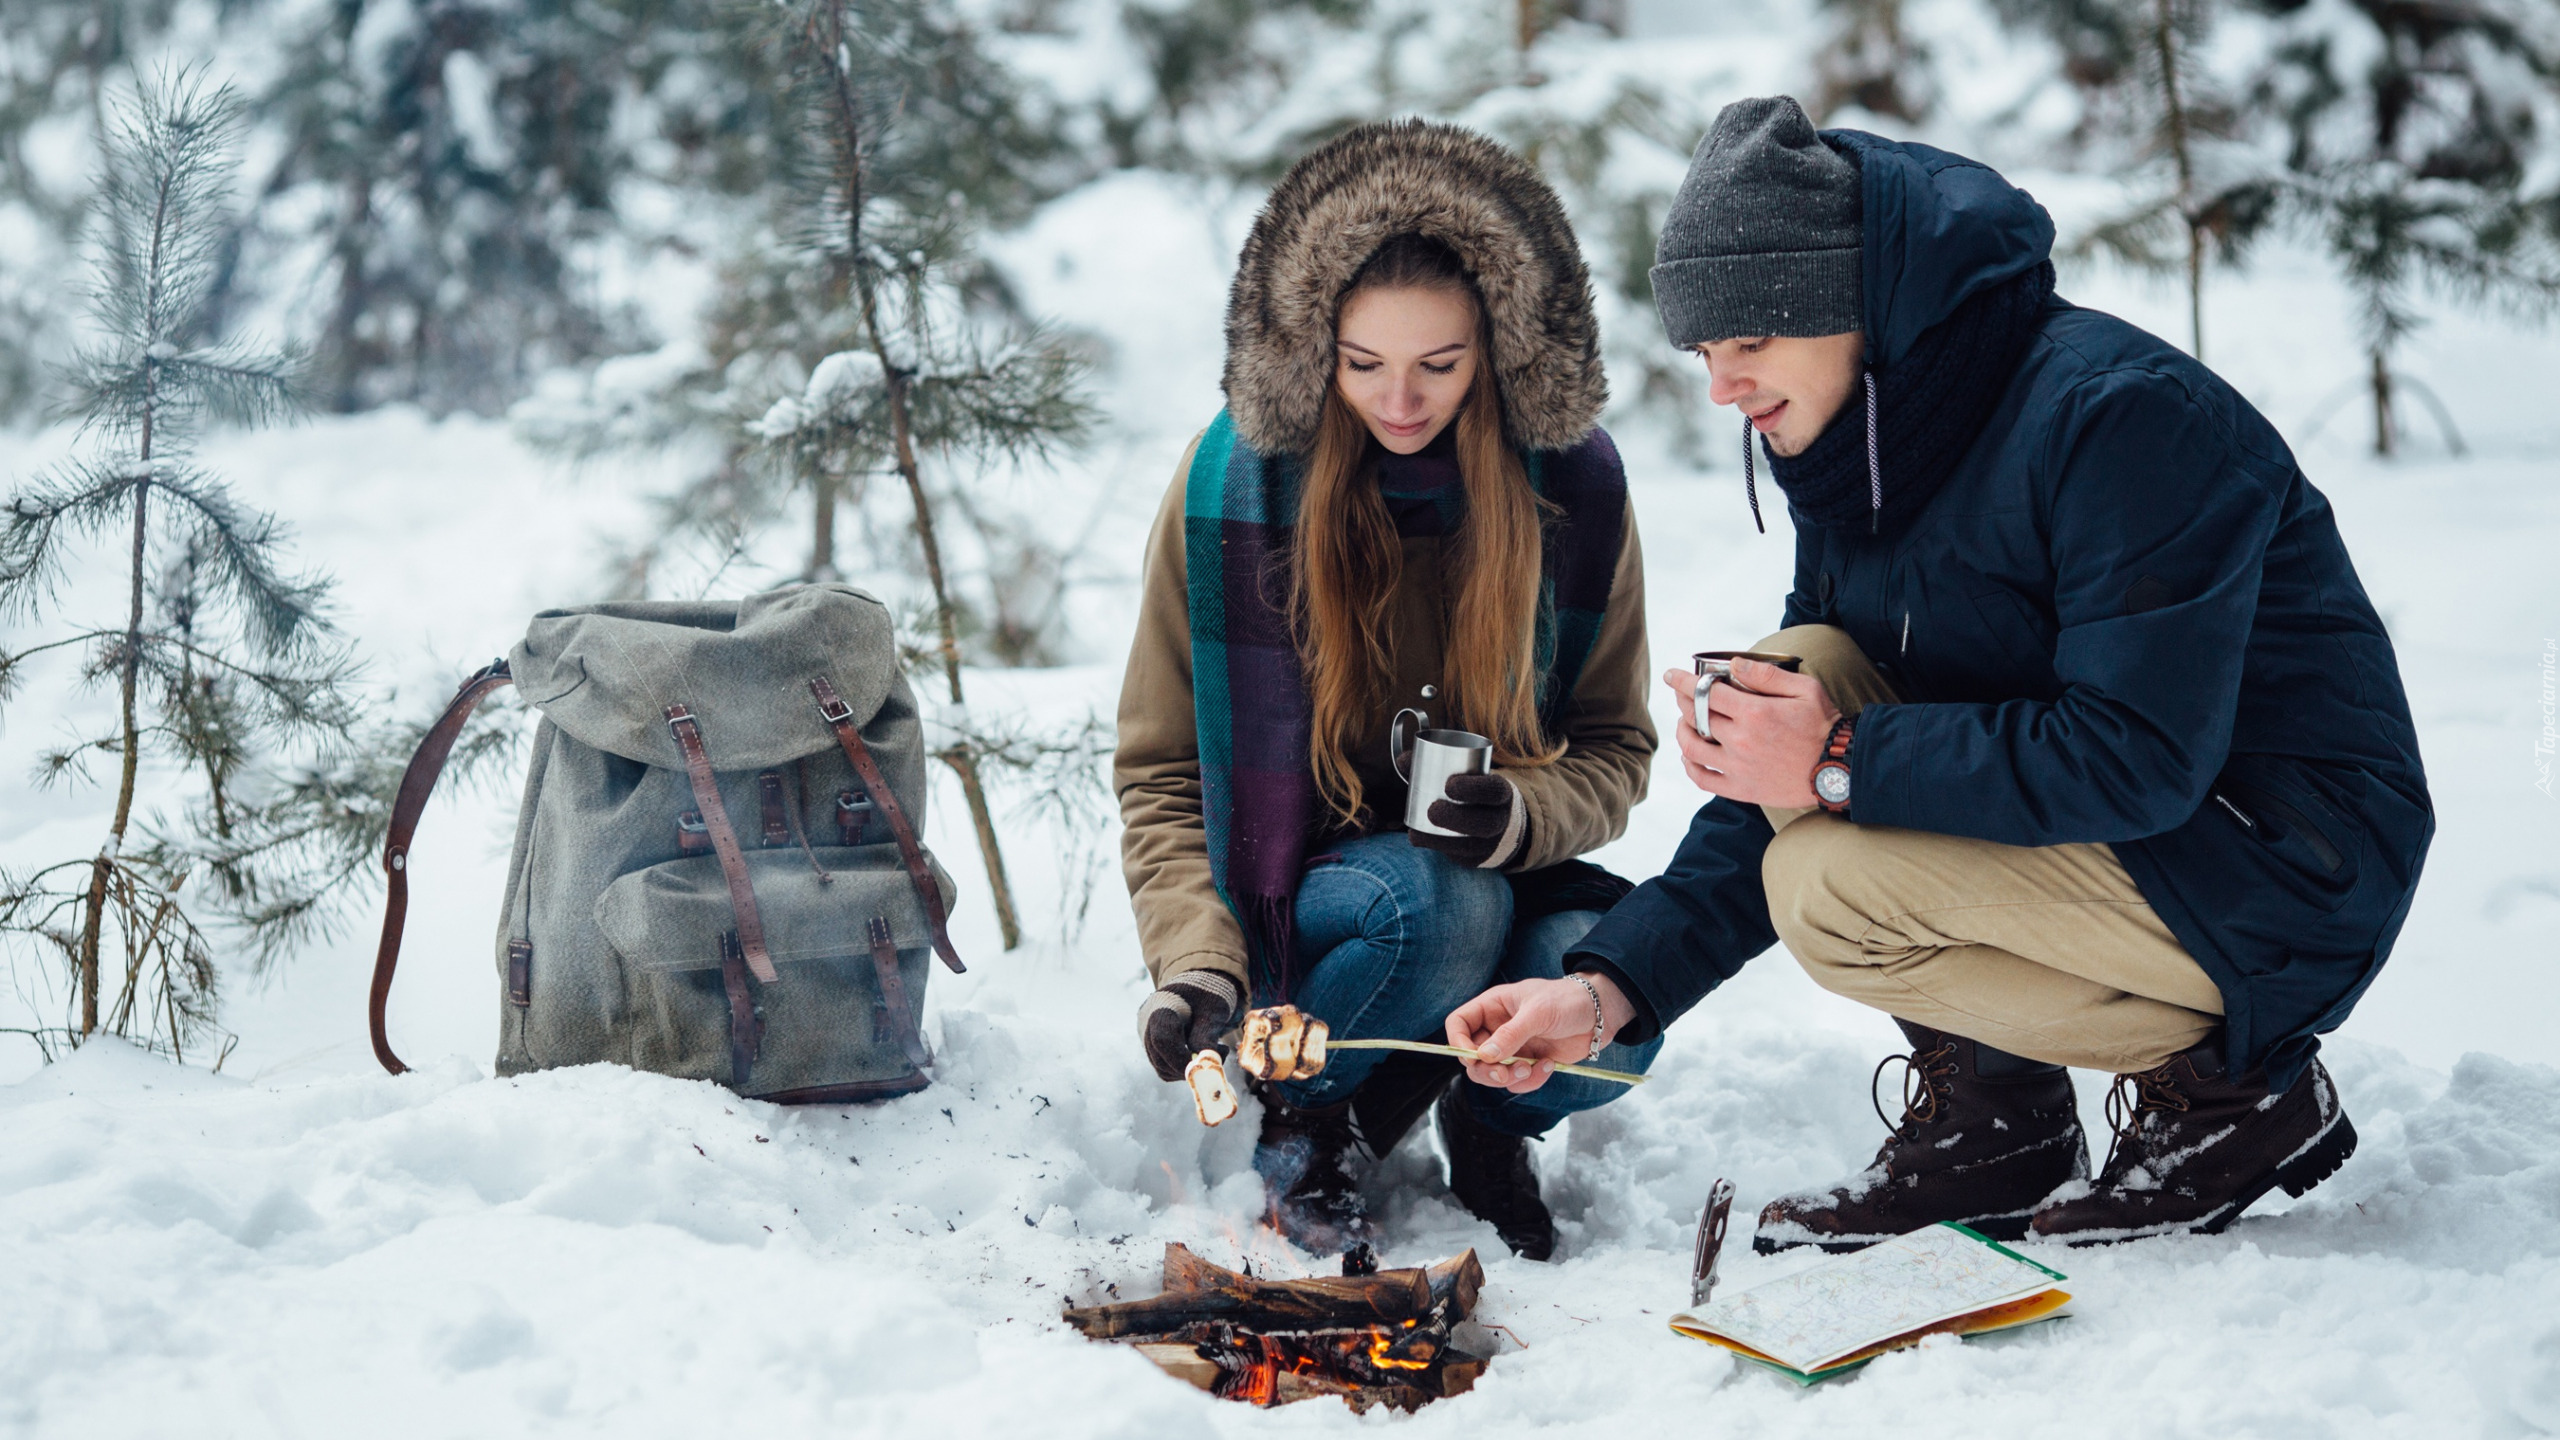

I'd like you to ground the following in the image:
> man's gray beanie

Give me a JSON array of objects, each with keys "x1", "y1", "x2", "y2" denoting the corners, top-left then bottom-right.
[{"x1": 1651, "y1": 96, "x2": 1863, "y2": 348}]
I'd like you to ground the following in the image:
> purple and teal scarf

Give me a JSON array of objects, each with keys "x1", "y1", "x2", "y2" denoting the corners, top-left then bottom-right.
[{"x1": 1184, "y1": 409, "x2": 1628, "y2": 998}]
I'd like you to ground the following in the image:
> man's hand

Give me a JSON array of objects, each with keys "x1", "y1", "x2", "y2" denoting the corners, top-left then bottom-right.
[
  {"x1": 1444, "y1": 972, "x2": 1638, "y2": 1094},
  {"x1": 1137, "y1": 973, "x2": 1240, "y2": 1082},
  {"x1": 1663, "y1": 658, "x2": 1841, "y2": 809}
]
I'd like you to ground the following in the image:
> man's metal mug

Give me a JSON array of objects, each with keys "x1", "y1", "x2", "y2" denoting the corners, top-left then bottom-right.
[
  {"x1": 1390, "y1": 708, "x2": 1492, "y2": 836},
  {"x1": 1690, "y1": 650, "x2": 1804, "y2": 743}
]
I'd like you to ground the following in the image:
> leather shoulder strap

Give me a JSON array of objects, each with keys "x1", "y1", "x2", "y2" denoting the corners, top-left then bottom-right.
[
  {"x1": 371, "y1": 660, "x2": 516, "y2": 1075},
  {"x1": 811, "y1": 677, "x2": 966, "y2": 974},
  {"x1": 667, "y1": 705, "x2": 781, "y2": 984}
]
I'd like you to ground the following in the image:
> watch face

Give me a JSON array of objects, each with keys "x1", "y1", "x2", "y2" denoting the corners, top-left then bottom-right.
[{"x1": 1814, "y1": 765, "x2": 1852, "y2": 804}]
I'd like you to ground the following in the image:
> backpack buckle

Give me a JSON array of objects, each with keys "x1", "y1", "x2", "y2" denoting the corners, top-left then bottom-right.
[{"x1": 810, "y1": 677, "x2": 857, "y2": 726}]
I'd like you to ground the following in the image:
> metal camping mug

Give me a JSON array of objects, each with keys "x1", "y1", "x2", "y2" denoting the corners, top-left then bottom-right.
[
  {"x1": 1390, "y1": 708, "x2": 1493, "y2": 836},
  {"x1": 1690, "y1": 650, "x2": 1804, "y2": 743}
]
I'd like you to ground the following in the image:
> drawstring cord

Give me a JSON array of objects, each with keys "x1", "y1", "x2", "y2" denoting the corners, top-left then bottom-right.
[
  {"x1": 1740, "y1": 368, "x2": 1880, "y2": 535},
  {"x1": 781, "y1": 764, "x2": 832, "y2": 884},
  {"x1": 1865, "y1": 369, "x2": 1881, "y2": 534},
  {"x1": 1742, "y1": 415, "x2": 1765, "y2": 534}
]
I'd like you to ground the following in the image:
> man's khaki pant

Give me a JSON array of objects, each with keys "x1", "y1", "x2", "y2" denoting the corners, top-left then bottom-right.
[{"x1": 1750, "y1": 625, "x2": 2221, "y2": 1073}]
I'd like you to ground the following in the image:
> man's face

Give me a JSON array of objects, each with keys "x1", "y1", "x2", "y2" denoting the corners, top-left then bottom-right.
[{"x1": 1693, "y1": 332, "x2": 1864, "y2": 457}]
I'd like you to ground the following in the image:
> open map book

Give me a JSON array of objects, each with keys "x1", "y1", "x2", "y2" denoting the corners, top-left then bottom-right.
[{"x1": 1669, "y1": 1222, "x2": 2071, "y2": 1384}]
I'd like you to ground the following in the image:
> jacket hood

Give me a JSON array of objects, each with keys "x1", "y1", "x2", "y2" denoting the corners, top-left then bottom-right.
[
  {"x1": 1819, "y1": 131, "x2": 2055, "y2": 370},
  {"x1": 1222, "y1": 119, "x2": 1606, "y2": 455}
]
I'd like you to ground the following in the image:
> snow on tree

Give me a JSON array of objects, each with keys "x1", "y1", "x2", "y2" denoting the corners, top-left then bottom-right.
[
  {"x1": 2242, "y1": 0, "x2": 2560, "y2": 453},
  {"x1": 733, "y1": 0, "x2": 1104, "y2": 951},
  {"x1": 1989, "y1": 0, "x2": 2286, "y2": 358}
]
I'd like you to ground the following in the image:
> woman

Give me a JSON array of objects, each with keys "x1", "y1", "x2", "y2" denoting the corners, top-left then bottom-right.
[{"x1": 1115, "y1": 120, "x2": 1658, "y2": 1259}]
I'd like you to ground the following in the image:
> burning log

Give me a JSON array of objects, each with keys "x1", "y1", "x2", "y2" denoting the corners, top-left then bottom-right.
[
  {"x1": 1066, "y1": 1244, "x2": 1492, "y2": 1412},
  {"x1": 1062, "y1": 1243, "x2": 1434, "y2": 1338}
]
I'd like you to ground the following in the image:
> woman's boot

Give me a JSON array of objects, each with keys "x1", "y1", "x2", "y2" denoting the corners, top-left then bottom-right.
[
  {"x1": 1250, "y1": 1082, "x2": 1371, "y2": 1255},
  {"x1": 1437, "y1": 1085, "x2": 1556, "y2": 1261},
  {"x1": 1348, "y1": 1048, "x2": 1461, "y2": 1160},
  {"x1": 1755, "y1": 1019, "x2": 2089, "y2": 1253}
]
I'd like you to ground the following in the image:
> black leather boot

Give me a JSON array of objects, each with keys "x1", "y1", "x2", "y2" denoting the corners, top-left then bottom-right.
[
  {"x1": 1437, "y1": 1084, "x2": 1556, "y2": 1262},
  {"x1": 1250, "y1": 1082, "x2": 1371, "y2": 1256},
  {"x1": 1755, "y1": 1019, "x2": 2089, "y2": 1254},
  {"x1": 2031, "y1": 1042, "x2": 2356, "y2": 1245},
  {"x1": 1348, "y1": 1048, "x2": 1461, "y2": 1161}
]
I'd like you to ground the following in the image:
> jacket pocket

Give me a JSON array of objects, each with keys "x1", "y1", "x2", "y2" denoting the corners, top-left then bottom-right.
[{"x1": 2207, "y1": 757, "x2": 2361, "y2": 913}]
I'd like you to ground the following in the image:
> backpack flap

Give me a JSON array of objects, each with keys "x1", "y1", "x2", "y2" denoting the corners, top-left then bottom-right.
[{"x1": 510, "y1": 585, "x2": 902, "y2": 775}]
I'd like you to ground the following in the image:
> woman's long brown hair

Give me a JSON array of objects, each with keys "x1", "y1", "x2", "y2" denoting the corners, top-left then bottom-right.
[{"x1": 1291, "y1": 238, "x2": 1563, "y2": 828}]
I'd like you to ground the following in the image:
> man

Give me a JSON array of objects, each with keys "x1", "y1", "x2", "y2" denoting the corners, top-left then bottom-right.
[{"x1": 1443, "y1": 96, "x2": 2432, "y2": 1249}]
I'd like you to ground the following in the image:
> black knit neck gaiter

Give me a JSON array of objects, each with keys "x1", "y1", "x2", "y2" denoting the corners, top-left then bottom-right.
[{"x1": 1762, "y1": 260, "x2": 2058, "y2": 534}]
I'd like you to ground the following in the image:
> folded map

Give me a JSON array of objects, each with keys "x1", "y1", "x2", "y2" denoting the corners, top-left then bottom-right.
[{"x1": 1669, "y1": 1222, "x2": 2071, "y2": 1384}]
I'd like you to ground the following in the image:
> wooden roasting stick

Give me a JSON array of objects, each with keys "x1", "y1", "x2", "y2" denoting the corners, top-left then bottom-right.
[
  {"x1": 1184, "y1": 1005, "x2": 1644, "y2": 1127},
  {"x1": 1239, "y1": 1005, "x2": 1646, "y2": 1086},
  {"x1": 1319, "y1": 1036, "x2": 1648, "y2": 1086}
]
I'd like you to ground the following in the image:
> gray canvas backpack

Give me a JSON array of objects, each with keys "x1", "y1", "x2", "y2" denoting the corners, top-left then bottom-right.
[{"x1": 368, "y1": 584, "x2": 965, "y2": 1102}]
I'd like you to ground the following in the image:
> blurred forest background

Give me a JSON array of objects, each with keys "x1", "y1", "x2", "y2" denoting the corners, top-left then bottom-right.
[{"x1": 2, "y1": 0, "x2": 2555, "y2": 1057}]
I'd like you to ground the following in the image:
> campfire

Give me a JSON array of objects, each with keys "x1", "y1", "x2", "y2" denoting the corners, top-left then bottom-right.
[{"x1": 1063, "y1": 1243, "x2": 1491, "y2": 1411}]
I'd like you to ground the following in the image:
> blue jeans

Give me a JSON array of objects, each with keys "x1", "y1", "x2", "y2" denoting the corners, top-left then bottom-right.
[{"x1": 1267, "y1": 833, "x2": 1661, "y2": 1138}]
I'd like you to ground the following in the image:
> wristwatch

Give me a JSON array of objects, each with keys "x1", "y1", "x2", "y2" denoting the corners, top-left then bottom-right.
[{"x1": 1811, "y1": 715, "x2": 1856, "y2": 814}]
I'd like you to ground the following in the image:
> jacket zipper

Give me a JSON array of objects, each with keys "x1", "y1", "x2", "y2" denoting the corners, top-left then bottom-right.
[{"x1": 2213, "y1": 784, "x2": 2346, "y2": 874}]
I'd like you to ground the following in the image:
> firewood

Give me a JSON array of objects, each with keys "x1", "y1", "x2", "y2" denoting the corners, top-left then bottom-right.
[
  {"x1": 1060, "y1": 1243, "x2": 1435, "y2": 1339},
  {"x1": 1425, "y1": 1249, "x2": 1484, "y2": 1320},
  {"x1": 1130, "y1": 1342, "x2": 1218, "y2": 1391}
]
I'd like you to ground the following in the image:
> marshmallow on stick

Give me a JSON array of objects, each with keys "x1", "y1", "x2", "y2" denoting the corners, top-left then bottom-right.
[{"x1": 1184, "y1": 1050, "x2": 1238, "y2": 1125}]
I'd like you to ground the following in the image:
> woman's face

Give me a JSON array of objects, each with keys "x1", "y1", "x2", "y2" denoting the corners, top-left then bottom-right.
[{"x1": 1334, "y1": 283, "x2": 1479, "y2": 454}]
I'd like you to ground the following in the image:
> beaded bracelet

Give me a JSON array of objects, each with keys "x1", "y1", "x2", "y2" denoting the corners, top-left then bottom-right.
[{"x1": 1568, "y1": 973, "x2": 1606, "y2": 1062}]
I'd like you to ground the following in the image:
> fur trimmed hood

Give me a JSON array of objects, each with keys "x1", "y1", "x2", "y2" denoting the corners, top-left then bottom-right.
[{"x1": 1221, "y1": 120, "x2": 1607, "y2": 456}]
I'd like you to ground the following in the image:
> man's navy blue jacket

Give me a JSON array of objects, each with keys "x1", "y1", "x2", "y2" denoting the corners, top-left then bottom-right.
[{"x1": 1572, "y1": 132, "x2": 2433, "y2": 1089}]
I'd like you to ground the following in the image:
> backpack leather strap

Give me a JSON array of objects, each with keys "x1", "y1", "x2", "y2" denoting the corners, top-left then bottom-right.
[
  {"x1": 867, "y1": 915, "x2": 932, "y2": 1071},
  {"x1": 719, "y1": 931, "x2": 764, "y2": 1088},
  {"x1": 666, "y1": 705, "x2": 780, "y2": 983},
  {"x1": 810, "y1": 677, "x2": 966, "y2": 975},
  {"x1": 371, "y1": 659, "x2": 516, "y2": 1076}
]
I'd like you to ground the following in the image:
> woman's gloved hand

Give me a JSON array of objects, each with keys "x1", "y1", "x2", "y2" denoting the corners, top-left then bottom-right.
[
  {"x1": 1136, "y1": 971, "x2": 1242, "y2": 1081},
  {"x1": 1407, "y1": 771, "x2": 1529, "y2": 869}
]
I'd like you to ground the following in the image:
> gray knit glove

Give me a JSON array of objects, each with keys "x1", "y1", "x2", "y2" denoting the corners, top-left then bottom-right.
[{"x1": 1137, "y1": 972, "x2": 1242, "y2": 1082}]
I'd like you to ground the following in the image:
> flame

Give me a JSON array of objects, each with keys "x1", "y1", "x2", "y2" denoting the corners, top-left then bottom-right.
[{"x1": 1367, "y1": 1320, "x2": 1432, "y2": 1372}]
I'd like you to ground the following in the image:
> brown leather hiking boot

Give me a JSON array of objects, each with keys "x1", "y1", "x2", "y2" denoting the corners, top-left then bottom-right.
[
  {"x1": 1755, "y1": 1020, "x2": 2089, "y2": 1254},
  {"x1": 2030, "y1": 1043, "x2": 2356, "y2": 1245},
  {"x1": 1249, "y1": 1083, "x2": 1372, "y2": 1256},
  {"x1": 1437, "y1": 1084, "x2": 1556, "y2": 1261}
]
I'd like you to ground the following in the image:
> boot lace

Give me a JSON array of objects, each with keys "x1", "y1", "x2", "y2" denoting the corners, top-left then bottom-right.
[
  {"x1": 1871, "y1": 1039, "x2": 1961, "y2": 1142},
  {"x1": 2099, "y1": 1062, "x2": 2191, "y2": 1179}
]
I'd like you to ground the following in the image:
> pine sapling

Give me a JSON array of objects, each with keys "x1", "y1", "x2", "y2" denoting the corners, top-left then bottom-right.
[
  {"x1": 757, "y1": 0, "x2": 1101, "y2": 950},
  {"x1": 0, "y1": 73, "x2": 358, "y2": 1061}
]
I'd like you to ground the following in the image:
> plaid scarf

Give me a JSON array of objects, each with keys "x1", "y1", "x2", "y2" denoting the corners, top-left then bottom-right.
[{"x1": 1184, "y1": 409, "x2": 1627, "y2": 998}]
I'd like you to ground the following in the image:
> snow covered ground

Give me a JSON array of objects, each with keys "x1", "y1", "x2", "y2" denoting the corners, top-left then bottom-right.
[{"x1": 6, "y1": 65, "x2": 2560, "y2": 1440}]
